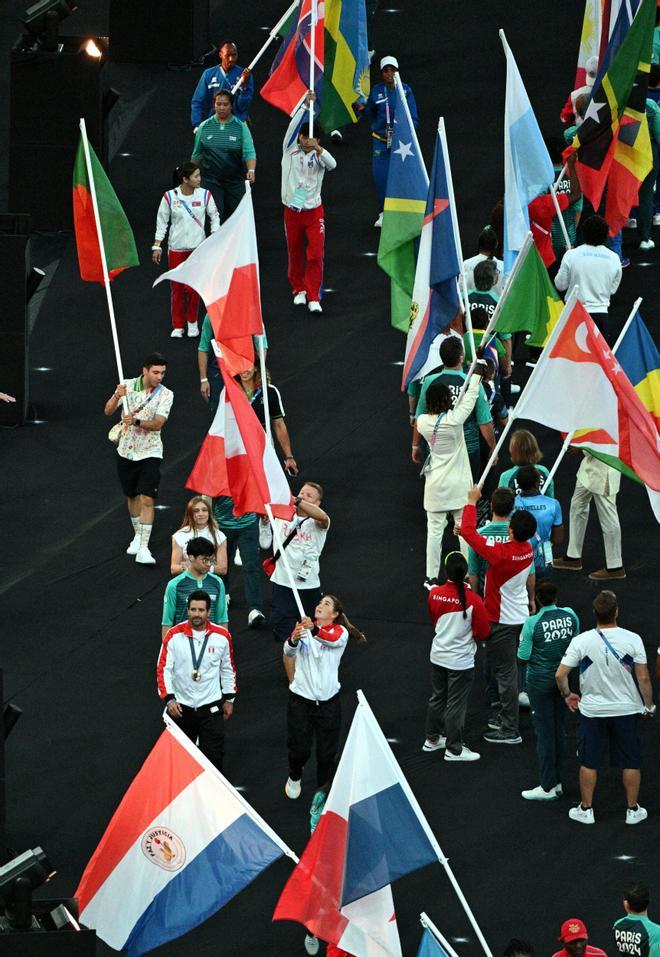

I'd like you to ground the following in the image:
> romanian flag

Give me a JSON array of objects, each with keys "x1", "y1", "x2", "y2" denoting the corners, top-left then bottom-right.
[
  {"x1": 72, "y1": 135, "x2": 139, "y2": 283},
  {"x1": 493, "y1": 234, "x2": 563, "y2": 348},
  {"x1": 318, "y1": 0, "x2": 370, "y2": 133},
  {"x1": 261, "y1": 0, "x2": 324, "y2": 117},
  {"x1": 564, "y1": 0, "x2": 655, "y2": 230}
]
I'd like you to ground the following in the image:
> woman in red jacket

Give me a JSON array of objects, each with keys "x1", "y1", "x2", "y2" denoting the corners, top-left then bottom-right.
[{"x1": 422, "y1": 552, "x2": 490, "y2": 762}]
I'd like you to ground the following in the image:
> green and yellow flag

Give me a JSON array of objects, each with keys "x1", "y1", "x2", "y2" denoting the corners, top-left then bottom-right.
[
  {"x1": 318, "y1": 0, "x2": 370, "y2": 132},
  {"x1": 493, "y1": 237, "x2": 563, "y2": 348}
]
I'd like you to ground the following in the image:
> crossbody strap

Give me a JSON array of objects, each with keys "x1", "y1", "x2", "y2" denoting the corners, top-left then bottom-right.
[{"x1": 272, "y1": 518, "x2": 308, "y2": 564}]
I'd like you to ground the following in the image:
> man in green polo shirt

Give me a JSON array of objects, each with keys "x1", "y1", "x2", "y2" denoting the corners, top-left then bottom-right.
[
  {"x1": 162, "y1": 537, "x2": 227, "y2": 638},
  {"x1": 613, "y1": 883, "x2": 660, "y2": 957},
  {"x1": 192, "y1": 89, "x2": 256, "y2": 220}
]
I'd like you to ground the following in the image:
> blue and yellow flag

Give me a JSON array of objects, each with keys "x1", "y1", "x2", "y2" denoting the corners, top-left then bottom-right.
[
  {"x1": 616, "y1": 311, "x2": 660, "y2": 430},
  {"x1": 318, "y1": 0, "x2": 370, "y2": 132}
]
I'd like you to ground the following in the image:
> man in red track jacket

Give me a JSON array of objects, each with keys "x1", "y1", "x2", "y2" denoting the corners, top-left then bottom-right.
[{"x1": 461, "y1": 486, "x2": 536, "y2": 745}]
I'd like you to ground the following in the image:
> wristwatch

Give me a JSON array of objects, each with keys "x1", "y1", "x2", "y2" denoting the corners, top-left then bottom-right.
[
  {"x1": 560, "y1": 689, "x2": 572, "y2": 698},
  {"x1": 134, "y1": 418, "x2": 142, "y2": 428}
]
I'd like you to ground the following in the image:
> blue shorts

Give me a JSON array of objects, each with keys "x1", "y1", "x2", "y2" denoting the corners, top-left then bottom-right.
[{"x1": 577, "y1": 714, "x2": 641, "y2": 770}]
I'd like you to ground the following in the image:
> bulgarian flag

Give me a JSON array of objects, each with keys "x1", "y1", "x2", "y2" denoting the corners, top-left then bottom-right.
[
  {"x1": 493, "y1": 232, "x2": 564, "y2": 348},
  {"x1": 186, "y1": 358, "x2": 294, "y2": 520},
  {"x1": 72, "y1": 134, "x2": 139, "y2": 283}
]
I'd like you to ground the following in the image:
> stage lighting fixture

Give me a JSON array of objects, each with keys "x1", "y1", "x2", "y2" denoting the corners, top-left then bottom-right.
[
  {"x1": 26, "y1": 266, "x2": 46, "y2": 303},
  {"x1": 0, "y1": 848, "x2": 55, "y2": 929},
  {"x1": 21, "y1": 0, "x2": 78, "y2": 53},
  {"x1": 84, "y1": 38, "x2": 101, "y2": 58}
]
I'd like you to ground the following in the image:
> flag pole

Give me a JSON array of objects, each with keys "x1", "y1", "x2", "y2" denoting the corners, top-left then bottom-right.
[
  {"x1": 79, "y1": 117, "x2": 127, "y2": 412},
  {"x1": 308, "y1": 0, "x2": 317, "y2": 136},
  {"x1": 264, "y1": 503, "x2": 310, "y2": 622},
  {"x1": 549, "y1": 182, "x2": 573, "y2": 252},
  {"x1": 438, "y1": 117, "x2": 477, "y2": 367},
  {"x1": 477, "y1": 286, "x2": 580, "y2": 487},
  {"x1": 420, "y1": 913, "x2": 463, "y2": 957},
  {"x1": 539, "y1": 296, "x2": 643, "y2": 492},
  {"x1": 231, "y1": 0, "x2": 300, "y2": 94},
  {"x1": 258, "y1": 335, "x2": 271, "y2": 443}
]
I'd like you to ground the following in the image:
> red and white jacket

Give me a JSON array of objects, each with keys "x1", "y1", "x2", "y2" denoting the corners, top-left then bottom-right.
[
  {"x1": 461, "y1": 504, "x2": 533, "y2": 626},
  {"x1": 284, "y1": 623, "x2": 348, "y2": 702},
  {"x1": 154, "y1": 187, "x2": 219, "y2": 251},
  {"x1": 428, "y1": 582, "x2": 490, "y2": 670},
  {"x1": 157, "y1": 620, "x2": 236, "y2": 709}
]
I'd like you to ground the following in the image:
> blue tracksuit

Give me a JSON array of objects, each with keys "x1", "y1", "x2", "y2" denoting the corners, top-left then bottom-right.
[
  {"x1": 190, "y1": 64, "x2": 254, "y2": 126},
  {"x1": 364, "y1": 81, "x2": 419, "y2": 207}
]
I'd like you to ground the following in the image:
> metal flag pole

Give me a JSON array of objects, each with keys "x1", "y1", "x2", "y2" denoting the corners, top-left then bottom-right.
[
  {"x1": 308, "y1": 0, "x2": 317, "y2": 136},
  {"x1": 420, "y1": 912, "x2": 464, "y2": 957},
  {"x1": 539, "y1": 296, "x2": 643, "y2": 492},
  {"x1": 231, "y1": 0, "x2": 300, "y2": 94}
]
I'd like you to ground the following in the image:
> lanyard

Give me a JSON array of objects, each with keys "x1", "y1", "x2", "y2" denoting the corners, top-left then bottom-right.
[
  {"x1": 596, "y1": 628, "x2": 632, "y2": 672},
  {"x1": 384, "y1": 90, "x2": 391, "y2": 126},
  {"x1": 177, "y1": 190, "x2": 205, "y2": 231},
  {"x1": 429, "y1": 412, "x2": 446, "y2": 449},
  {"x1": 188, "y1": 632, "x2": 211, "y2": 681}
]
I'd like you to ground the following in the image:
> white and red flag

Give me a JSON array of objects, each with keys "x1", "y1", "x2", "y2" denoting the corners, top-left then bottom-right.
[
  {"x1": 514, "y1": 299, "x2": 660, "y2": 491},
  {"x1": 186, "y1": 355, "x2": 294, "y2": 519},
  {"x1": 154, "y1": 187, "x2": 262, "y2": 373}
]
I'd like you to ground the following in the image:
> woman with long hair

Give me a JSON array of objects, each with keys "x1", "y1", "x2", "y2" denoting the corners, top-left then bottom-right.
[
  {"x1": 153, "y1": 161, "x2": 219, "y2": 338},
  {"x1": 283, "y1": 594, "x2": 366, "y2": 800},
  {"x1": 423, "y1": 552, "x2": 490, "y2": 762},
  {"x1": 171, "y1": 495, "x2": 227, "y2": 575},
  {"x1": 498, "y1": 428, "x2": 555, "y2": 497}
]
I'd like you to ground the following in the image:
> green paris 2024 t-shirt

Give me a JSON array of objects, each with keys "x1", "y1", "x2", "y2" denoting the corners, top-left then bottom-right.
[
  {"x1": 613, "y1": 914, "x2": 660, "y2": 957},
  {"x1": 416, "y1": 369, "x2": 492, "y2": 454},
  {"x1": 518, "y1": 604, "x2": 580, "y2": 688}
]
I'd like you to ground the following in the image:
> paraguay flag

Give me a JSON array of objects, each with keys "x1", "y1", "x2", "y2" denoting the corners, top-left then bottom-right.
[
  {"x1": 401, "y1": 127, "x2": 462, "y2": 390},
  {"x1": 76, "y1": 718, "x2": 294, "y2": 956},
  {"x1": 274, "y1": 692, "x2": 442, "y2": 954},
  {"x1": 261, "y1": 0, "x2": 325, "y2": 116}
]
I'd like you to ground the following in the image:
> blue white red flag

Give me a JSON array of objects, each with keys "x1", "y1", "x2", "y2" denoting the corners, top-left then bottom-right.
[
  {"x1": 401, "y1": 128, "x2": 462, "y2": 390},
  {"x1": 261, "y1": 0, "x2": 325, "y2": 116},
  {"x1": 76, "y1": 718, "x2": 294, "y2": 956},
  {"x1": 274, "y1": 691, "x2": 443, "y2": 954}
]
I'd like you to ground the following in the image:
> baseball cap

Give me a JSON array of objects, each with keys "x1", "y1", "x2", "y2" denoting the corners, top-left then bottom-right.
[
  {"x1": 558, "y1": 919, "x2": 588, "y2": 943},
  {"x1": 586, "y1": 56, "x2": 599, "y2": 78},
  {"x1": 380, "y1": 55, "x2": 399, "y2": 70}
]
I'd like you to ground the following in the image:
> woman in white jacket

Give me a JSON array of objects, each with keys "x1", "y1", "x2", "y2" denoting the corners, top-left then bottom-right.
[
  {"x1": 283, "y1": 594, "x2": 366, "y2": 800},
  {"x1": 417, "y1": 365, "x2": 486, "y2": 584},
  {"x1": 153, "y1": 161, "x2": 219, "y2": 339}
]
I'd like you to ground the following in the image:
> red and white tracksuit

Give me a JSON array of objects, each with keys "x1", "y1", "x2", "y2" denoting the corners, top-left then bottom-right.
[
  {"x1": 155, "y1": 187, "x2": 219, "y2": 329},
  {"x1": 281, "y1": 107, "x2": 336, "y2": 303}
]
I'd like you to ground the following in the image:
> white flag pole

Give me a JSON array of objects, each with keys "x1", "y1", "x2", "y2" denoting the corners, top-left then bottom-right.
[
  {"x1": 231, "y1": 0, "x2": 300, "y2": 94},
  {"x1": 539, "y1": 296, "x2": 643, "y2": 492},
  {"x1": 420, "y1": 913, "x2": 463, "y2": 957},
  {"x1": 258, "y1": 335, "x2": 271, "y2": 443},
  {"x1": 265, "y1": 503, "x2": 308, "y2": 622},
  {"x1": 550, "y1": 182, "x2": 573, "y2": 252},
  {"x1": 438, "y1": 117, "x2": 477, "y2": 367},
  {"x1": 79, "y1": 117, "x2": 128, "y2": 413},
  {"x1": 308, "y1": 0, "x2": 317, "y2": 136},
  {"x1": 477, "y1": 286, "x2": 580, "y2": 487}
]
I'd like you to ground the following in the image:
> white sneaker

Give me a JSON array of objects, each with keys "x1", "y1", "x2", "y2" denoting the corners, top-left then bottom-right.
[
  {"x1": 374, "y1": 212, "x2": 384, "y2": 228},
  {"x1": 510, "y1": 383, "x2": 521, "y2": 395},
  {"x1": 170, "y1": 328, "x2": 184, "y2": 338},
  {"x1": 135, "y1": 547, "x2": 156, "y2": 565},
  {"x1": 625, "y1": 217, "x2": 637, "y2": 229},
  {"x1": 518, "y1": 691, "x2": 530, "y2": 708},
  {"x1": 285, "y1": 777, "x2": 302, "y2": 799},
  {"x1": 308, "y1": 300, "x2": 322, "y2": 313},
  {"x1": 259, "y1": 518, "x2": 273, "y2": 549},
  {"x1": 234, "y1": 548, "x2": 242, "y2": 566},
  {"x1": 126, "y1": 533, "x2": 141, "y2": 555},
  {"x1": 569, "y1": 804, "x2": 595, "y2": 824},
  {"x1": 187, "y1": 321, "x2": 199, "y2": 337},
  {"x1": 422, "y1": 736, "x2": 446, "y2": 752},
  {"x1": 653, "y1": 213, "x2": 660, "y2": 226},
  {"x1": 304, "y1": 934, "x2": 320, "y2": 955},
  {"x1": 639, "y1": 239, "x2": 655, "y2": 251},
  {"x1": 554, "y1": 784, "x2": 563, "y2": 796},
  {"x1": 521, "y1": 785, "x2": 559, "y2": 801},
  {"x1": 248, "y1": 609, "x2": 266, "y2": 629},
  {"x1": 293, "y1": 291, "x2": 307, "y2": 306},
  {"x1": 626, "y1": 805, "x2": 648, "y2": 825},
  {"x1": 445, "y1": 746, "x2": 480, "y2": 762}
]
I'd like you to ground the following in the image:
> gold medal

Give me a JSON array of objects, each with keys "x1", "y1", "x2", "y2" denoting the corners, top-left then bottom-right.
[{"x1": 192, "y1": 669, "x2": 201, "y2": 682}]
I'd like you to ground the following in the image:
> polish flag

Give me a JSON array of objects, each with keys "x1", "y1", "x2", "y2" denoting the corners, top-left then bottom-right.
[
  {"x1": 186, "y1": 357, "x2": 294, "y2": 519},
  {"x1": 153, "y1": 186, "x2": 262, "y2": 373}
]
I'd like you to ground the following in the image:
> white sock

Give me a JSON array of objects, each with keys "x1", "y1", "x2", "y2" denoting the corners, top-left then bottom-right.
[
  {"x1": 139, "y1": 524, "x2": 153, "y2": 548},
  {"x1": 130, "y1": 515, "x2": 140, "y2": 534}
]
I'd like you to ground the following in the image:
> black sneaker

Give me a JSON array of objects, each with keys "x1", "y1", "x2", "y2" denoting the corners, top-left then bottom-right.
[{"x1": 483, "y1": 729, "x2": 522, "y2": 744}]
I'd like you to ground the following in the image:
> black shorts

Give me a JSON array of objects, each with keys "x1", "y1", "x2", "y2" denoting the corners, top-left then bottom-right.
[
  {"x1": 116, "y1": 455, "x2": 161, "y2": 499},
  {"x1": 577, "y1": 714, "x2": 641, "y2": 770}
]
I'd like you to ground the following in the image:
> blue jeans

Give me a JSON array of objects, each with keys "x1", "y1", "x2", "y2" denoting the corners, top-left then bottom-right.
[
  {"x1": 606, "y1": 230, "x2": 623, "y2": 261},
  {"x1": 527, "y1": 680, "x2": 565, "y2": 791}
]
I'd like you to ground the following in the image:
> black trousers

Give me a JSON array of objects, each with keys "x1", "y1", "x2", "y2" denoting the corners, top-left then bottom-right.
[
  {"x1": 176, "y1": 702, "x2": 225, "y2": 771},
  {"x1": 287, "y1": 691, "x2": 341, "y2": 787},
  {"x1": 425, "y1": 665, "x2": 474, "y2": 754},
  {"x1": 271, "y1": 583, "x2": 321, "y2": 642}
]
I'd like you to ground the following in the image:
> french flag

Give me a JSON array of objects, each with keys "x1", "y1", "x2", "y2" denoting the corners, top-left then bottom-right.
[
  {"x1": 274, "y1": 692, "x2": 442, "y2": 955},
  {"x1": 154, "y1": 186, "x2": 263, "y2": 373},
  {"x1": 186, "y1": 354, "x2": 294, "y2": 520},
  {"x1": 76, "y1": 718, "x2": 295, "y2": 956}
]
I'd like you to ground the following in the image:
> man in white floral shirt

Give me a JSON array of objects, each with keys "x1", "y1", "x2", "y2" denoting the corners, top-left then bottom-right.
[{"x1": 104, "y1": 352, "x2": 174, "y2": 564}]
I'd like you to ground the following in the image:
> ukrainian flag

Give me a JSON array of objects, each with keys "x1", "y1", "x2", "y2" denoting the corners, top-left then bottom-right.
[{"x1": 318, "y1": 0, "x2": 370, "y2": 132}]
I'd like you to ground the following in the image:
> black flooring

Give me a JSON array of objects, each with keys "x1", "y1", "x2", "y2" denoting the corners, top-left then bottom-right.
[{"x1": 1, "y1": 2, "x2": 659, "y2": 956}]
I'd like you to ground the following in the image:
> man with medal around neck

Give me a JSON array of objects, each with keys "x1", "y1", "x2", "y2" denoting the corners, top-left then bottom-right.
[{"x1": 157, "y1": 589, "x2": 237, "y2": 771}]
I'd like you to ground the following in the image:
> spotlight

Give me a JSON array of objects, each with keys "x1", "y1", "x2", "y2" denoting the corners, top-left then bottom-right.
[
  {"x1": 84, "y1": 38, "x2": 102, "y2": 58},
  {"x1": 26, "y1": 266, "x2": 46, "y2": 303},
  {"x1": 21, "y1": 0, "x2": 78, "y2": 53},
  {"x1": 0, "y1": 848, "x2": 56, "y2": 930}
]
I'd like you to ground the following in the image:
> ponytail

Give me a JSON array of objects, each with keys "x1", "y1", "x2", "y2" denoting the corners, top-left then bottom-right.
[
  {"x1": 445, "y1": 551, "x2": 468, "y2": 619},
  {"x1": 325, "y1": 595, "x2": 367, "y2": 643},
  {"x1": 173, "y1": 160, "x2": 199, "y2": 188}
]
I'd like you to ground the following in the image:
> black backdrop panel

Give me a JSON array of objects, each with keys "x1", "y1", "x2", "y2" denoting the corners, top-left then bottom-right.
[
  {"x1": 0, "y1": 231, "x2": 29, "y2": 427},
  {"x1": 110, "y1": 0, "x2": 209, "y2": 64}
]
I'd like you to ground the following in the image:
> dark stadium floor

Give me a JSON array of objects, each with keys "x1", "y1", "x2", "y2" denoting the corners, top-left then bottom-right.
[{"x1": 1, "y1": 1, "x2": 659, "y2": 955}]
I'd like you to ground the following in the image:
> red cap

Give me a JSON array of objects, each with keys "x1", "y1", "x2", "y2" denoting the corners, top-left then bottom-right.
[{"x1": 559, "y1": 920, "x2": 588, "y2": 943}]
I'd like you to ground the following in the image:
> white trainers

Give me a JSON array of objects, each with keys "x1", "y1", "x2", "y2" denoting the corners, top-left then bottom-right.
[
  {"x1": 626, "y1": 805, "x2": 648, "y2": 825},
  {"x1": 285, "y1": 777, "x2": 302, "y2": 799},
  {"x1": 518, "y1": 691, "x2": 530, "y2": 708},
  {"x1": 170, "y1": 328, "x2": 184, "y2": 338},
  {"x1": 135, "y1": 547, "x2": 156, "y2": 565},
  {"x1": 259, "y1": 517, "x2": 273, "y2": 549},
  {"x1": 304, "y1": 934, "x2": 320, "y2": 955},
  {"x1": 374, "y1": 212, "x2": 384, "y2": 228},
  {"x1": 422, "y1": 736, "x2": 446, "y2": 752},
  {"x1": 187, "y1": 321, "x2": 199, "y2": 337},
  {"x1": 234, "y1": 548, "x2": 242, "y2": 566},
  {"x1": 293, "y1": 291, "x2": 307, "y2": 306},
  {"x1": 639, "y1": 239, "x2": 655, "y2": 251},
  {"x1": 521, "y1": 785, "x2": 559, "y2": 801},
  {"x1": 126, "y1": 534, "x2": 141, "y2": 556},
  {"x1": 445, "y1": 746, "x2": 480, "y2": 762},
  {"x1": 308, "y1": 301, "x2": 322, "y2": 313},
  {"x1": 653, "y1": 213, "x2": 660, "y2": 226},
  {"x1": 248, "y1": 609, "x2": 266, "y2": 629},
  {"x1": 625, "y1": 217, "x2": 638, "y2": 229},
  {"x1": 569, "y1": 804, "x2": 595, "y2": 824}
]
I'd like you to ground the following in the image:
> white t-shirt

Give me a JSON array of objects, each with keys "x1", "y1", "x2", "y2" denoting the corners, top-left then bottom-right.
[
  {"x1": 270, "y1": 514, "x2": 330, "y2": 590},
  {"x1": 463, "y1": 254, "x2": 504, "y2": 295},
  {"x1": 561, "y1": 627, "x2": 647, "y2": 717},
  {"x1": 172, "y1": 526, "x2": 226, "y2": 563},
  {"x1": 554, "y1": 244, "x2": 622, "y2": 313}
]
